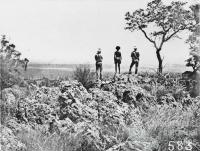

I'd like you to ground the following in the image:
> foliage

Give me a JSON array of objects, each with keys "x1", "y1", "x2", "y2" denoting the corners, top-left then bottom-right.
[
  {"x1": 185, "y1": 52, "x2": 200, "y2": 72},
  {"x1": 0, "y1": 56, "x2": 24, "y2": 89},
  {"x1": 0, "y1": 36, "x2": 27, "y2": 90},
  {"x1": 73, "y1": 64, "x2": 96, "y2": 89},
  {"x1": 125, "y1": 0, "x2": 197, "y2": 72},
  {"x1": 185, "y1": 4, "x2": 200, "y2": 72},
  {"x1": 185, "y1": 35, "x2": 200, "y2": 72},
  {"x1": 0, "y1": 35, "x2": 28, "y2": 128}
]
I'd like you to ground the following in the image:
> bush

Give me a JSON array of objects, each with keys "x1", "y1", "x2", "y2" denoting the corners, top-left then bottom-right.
[
  {"x1": 0, "y1": 35, "x2": 28, "y2": 126},
  {"x1": 0, "y1": 57, "x2": 24, "y2": 90},
  {"x1": 73, "y1": 64, "x2": 95, "y2": 89},
  {"x1": 0, "y1": 35, "x2": 27, "y2": 90}
]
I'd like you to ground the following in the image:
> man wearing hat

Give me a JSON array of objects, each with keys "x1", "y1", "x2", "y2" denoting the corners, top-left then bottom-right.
[
  {"x1": 129, "y1": 46, "x2": 140, "y2": 74},
  {"x1": 114, "y1": 46, "x2": 122, "y2": 74},
  {"x1": 95, "y1": 48, "x2": 103, "y2": 80}
]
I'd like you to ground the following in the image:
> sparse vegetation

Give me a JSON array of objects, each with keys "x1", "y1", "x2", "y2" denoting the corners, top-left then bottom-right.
[
  {"x1": 1, "y1": 1, "x2": 200, "y2": 151},
  {"x1": 73, "y1": 64, "x2": 96, "y2": 89},
  {"x1": 1, "y1": 37, "x2": 199, "y2": 150},
  {"x1": 0, "y1": 35, "x2": 28, "y2": 127},
  {"x1": 0, "y1": 54, "x2": 24, "y2": 90},
  {"x1": 1, "y1": 69, "x2": 200, "y2": 151}
]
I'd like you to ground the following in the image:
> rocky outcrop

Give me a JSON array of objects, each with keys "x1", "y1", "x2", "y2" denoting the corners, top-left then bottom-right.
[{"x1": 1, "y1": 73, "x2": 199, "y2": 151}]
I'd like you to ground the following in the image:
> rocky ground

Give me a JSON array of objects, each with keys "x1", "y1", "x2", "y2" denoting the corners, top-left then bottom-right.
[{"x1": 1, "y1": 73, "x2": 200, "y2": 151}]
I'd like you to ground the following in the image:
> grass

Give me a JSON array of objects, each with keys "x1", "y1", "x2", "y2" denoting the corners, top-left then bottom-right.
[{"x1": 23, "y1": 67, "x2": 114, "y2": 82}]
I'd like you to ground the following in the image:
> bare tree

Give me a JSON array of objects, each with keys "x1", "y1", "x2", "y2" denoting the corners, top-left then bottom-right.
[{"x1": 125, "y1": 0, "x2": 197, "y2": 73}]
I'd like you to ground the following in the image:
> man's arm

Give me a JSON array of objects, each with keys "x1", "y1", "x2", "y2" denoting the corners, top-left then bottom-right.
[{"x1": 137, "y1": 52, "x2": 140, "y2": 60}]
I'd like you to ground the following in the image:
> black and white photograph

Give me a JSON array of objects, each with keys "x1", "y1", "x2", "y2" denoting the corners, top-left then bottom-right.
[{"x1": 0, "y1": 0, "x2": 200, "y2": 150}]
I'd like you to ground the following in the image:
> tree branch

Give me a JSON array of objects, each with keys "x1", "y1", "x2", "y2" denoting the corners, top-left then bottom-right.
[
  {"x1": 164, "y1": 27, "x2": 185, "y2": 42},
  {"x1": 139, "y1": 26, "x2": 158, "y2": 49},
  {"x1": 161, "y1": 24, "x2": 167, "y2": 33},
  {"x1": 139, "y1": 27, "x2": 154, "y2": 43},
  {"x1": 159, "y1": 32, "x2": 166, "y2": 49},
  {"x1": 164, "y1": 30, "x2": 180, "y2": 42}
]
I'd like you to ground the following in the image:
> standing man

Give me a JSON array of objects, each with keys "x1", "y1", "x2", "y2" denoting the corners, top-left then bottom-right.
[
  {"x1": 24, "y1": 58, "x2": 29, "y2": 71},
  {"x1": 114, "y1": 46, "x2": 122, "y2": 74},
  {"x1": 95, "y1": 48, "x2": 103, "y2": 80},
  {"x1": 129, "y1": 46, "x2": 140, "y2": 74}
]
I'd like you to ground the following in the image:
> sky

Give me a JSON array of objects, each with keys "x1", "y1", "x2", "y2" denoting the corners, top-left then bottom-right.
[{"x1": 0, "y1": 0, "x2": 199, "y2": 67}]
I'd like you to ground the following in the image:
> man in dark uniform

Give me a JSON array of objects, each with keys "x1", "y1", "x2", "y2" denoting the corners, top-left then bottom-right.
[
  {"x1": 129, "y1": 46, "x2": 140, "y2": 74},
  {"x1": 114, "y1": 46, "x2": 122, "y2": 74},
  {"x1": 95, "y1": 48, "x2": 103, "y2": 80}
]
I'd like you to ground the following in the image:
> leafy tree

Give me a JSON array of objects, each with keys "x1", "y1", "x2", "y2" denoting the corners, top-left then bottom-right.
[
  {"x1": 185, "y1": 53, "x2": 200, "y2": 72},
  {"x1": 185, "y1": 35, "x2": 200, "y2": 72},
  {"x1": 185, "y1": 4, "x2": 200, "y2": 73},
  {"x1": 0, "y1": 35, "x2": 26, "y2": 91},
  {"x1": 0, "y1": 57, "x2": 23, "y2": 89},
  {"x1": 125, "y1": 0, "x2": 197, "y2": 73}
]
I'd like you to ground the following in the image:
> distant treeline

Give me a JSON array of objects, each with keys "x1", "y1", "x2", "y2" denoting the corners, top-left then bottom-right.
[
  {"x1": 29, "y1": 63, "x2": 113, "y2": 69},
  {"x1": 29, "y1": 63, "x2": 78, "y2": 68},
  {"x1": 28, "y1": 63, "x2": 188, "y2": 73}
]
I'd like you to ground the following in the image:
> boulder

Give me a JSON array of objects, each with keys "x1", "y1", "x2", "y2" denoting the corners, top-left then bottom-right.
[{"x1": 59, "y1": 80, "x2": 92, "y2": 103}]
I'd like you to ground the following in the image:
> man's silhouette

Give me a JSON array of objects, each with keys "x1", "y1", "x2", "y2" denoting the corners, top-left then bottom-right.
[
  {"x1": 129, "y1": 46, "x2": 140, "y2": 74},
  {"x1": 114, "y1": 46, "x2": 122, "y2": 74},
  {"x1": 24, "y1": 58, "x2": 29, "y2": 71},
  {"x1": 95, "y1": 48, "x2": 103, "y2": 80}
]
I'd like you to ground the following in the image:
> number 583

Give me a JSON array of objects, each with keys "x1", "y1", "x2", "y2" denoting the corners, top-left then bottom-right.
[{"x1": 168, "y1": 141, "x2": 193, "y2": 151}]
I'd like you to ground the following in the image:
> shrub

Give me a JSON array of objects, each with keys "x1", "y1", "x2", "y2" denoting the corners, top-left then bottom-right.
[
  {"x1": 0, "y1": 35, "x2": 27, "y2": 90},
  {"x1": 73, "y1": 64, "x2": 95, "y2": 89},
  {"x1": 0, "y1": 56, "x2": 24, "y2": 90},
  {"x1": 0, "y1": 35, "x2": 28, "y2": 126}
]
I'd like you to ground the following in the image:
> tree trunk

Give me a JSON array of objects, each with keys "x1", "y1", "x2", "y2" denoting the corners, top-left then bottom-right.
[{"x1": 156, "y1": 49, "x2": 163, "y2": 73}]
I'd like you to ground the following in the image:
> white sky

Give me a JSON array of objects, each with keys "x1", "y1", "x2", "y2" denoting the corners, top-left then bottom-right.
[{"x1": 0, "y1": 0, "x2": 198, "y2": 66}]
